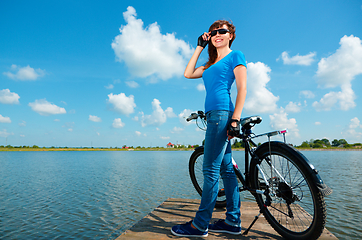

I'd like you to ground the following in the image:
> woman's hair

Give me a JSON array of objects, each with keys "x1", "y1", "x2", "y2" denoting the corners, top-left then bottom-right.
[{"x1": 204, "y1": 20, "x2": 236, "y2": 69}]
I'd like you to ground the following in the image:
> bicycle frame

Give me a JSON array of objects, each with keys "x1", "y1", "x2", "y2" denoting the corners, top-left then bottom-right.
[{"x1": 231, "y1": 128, "x2": 288, "y2": 196}]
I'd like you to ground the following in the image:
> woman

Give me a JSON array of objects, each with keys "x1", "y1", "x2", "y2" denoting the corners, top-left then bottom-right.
[{"x1": 171, "y1": 20, "x2": 247, "y2": 237}]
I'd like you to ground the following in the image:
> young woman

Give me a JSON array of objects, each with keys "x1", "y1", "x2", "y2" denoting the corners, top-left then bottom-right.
[{"x1": 171, "y1": 20, "x2": 247, "y2": 237}]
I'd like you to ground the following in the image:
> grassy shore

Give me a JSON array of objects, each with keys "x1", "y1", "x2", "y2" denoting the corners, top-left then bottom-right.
[{"x1": 1, "y1": 147, "x2": 361, "y2": 152}]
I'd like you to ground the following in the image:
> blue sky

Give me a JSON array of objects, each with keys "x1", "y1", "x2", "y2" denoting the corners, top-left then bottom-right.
[{"x1": 1, "y1": 0, "x2": 362, "y2": 148}]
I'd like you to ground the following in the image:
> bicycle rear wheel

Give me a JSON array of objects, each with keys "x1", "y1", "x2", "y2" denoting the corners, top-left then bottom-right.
[
  {"x1": 249, "y1": 142, "x2": 326, "y2": 240},
  {"x1": 189, "y1": 147, "x2": 227, "y2": 208}
]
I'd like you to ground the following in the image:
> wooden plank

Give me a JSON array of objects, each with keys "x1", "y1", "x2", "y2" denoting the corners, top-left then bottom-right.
[{"x1": 116, "y1": 198, "x2": 337, "y2": 239}]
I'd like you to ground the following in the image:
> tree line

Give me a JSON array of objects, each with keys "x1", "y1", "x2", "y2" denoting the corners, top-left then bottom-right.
[{"x1": 231, "y1": 138, "x2": 362, "y2": 149}]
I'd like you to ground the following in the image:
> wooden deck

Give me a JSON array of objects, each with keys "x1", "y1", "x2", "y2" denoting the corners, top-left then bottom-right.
[{"x1": 117, "y1": 198, "x2": 337, "y2": 239}]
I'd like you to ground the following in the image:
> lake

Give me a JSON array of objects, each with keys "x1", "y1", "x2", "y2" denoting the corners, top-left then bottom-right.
[{"x1": 0, "y1": 150, "x2": 361, "y2": 239}]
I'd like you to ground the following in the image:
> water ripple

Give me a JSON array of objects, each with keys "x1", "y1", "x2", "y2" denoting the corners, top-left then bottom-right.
[{"x1": 0, "y1": 150, "x2": 361, "y2": 239}]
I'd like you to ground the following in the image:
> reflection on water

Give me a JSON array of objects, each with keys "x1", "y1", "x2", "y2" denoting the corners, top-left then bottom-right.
[{"x1": 0, "y1": 150, "x2": 361, "y2": 239}]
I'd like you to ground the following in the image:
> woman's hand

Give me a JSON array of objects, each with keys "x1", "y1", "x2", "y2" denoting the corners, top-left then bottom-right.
[
  {"x1": 197, "y1": 33, "x2": 210, "y2": 48},
  {"x1": 227, "y1": 119, "x2": 240, "y2": 140}
]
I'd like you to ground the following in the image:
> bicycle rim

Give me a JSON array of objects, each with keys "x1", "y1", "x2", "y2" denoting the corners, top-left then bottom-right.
[{"x1": 250, "y1": 142, "x2": 326, "y2": 239}]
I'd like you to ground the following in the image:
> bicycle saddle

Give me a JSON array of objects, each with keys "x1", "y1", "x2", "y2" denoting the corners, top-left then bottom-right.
[{"x1": 240, "y1": 116, "x2": 262, "y2": 128}]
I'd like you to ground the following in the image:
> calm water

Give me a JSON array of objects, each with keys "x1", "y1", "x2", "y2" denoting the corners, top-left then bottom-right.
[{"x1": 0, "y1": 150, "x2": 361, "y2": 239}]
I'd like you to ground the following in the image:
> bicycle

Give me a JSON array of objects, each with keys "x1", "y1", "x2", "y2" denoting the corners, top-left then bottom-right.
[{"x1": 186, "y1": 111, "x2": 332, "y2": 240}]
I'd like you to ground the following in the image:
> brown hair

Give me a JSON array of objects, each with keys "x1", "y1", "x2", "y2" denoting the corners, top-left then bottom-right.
[{"x1": 204, "y1": 20, "x2": 236, "y2": 69}]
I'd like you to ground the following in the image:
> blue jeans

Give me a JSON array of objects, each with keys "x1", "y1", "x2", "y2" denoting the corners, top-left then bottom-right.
[{"x1": 192, "y1": 110, "x2": 241, "y2": 231}]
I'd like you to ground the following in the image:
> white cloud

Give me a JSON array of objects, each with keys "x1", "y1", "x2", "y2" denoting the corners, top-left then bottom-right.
[
  {"x1": 135, "y1": 131, "x2": 141, "y2": 136},
  {"x1": 0, "y1": 89, "x2": 20, "y2": 104},
  {"x1": 89, "y1": 115, "x2": 102, "y2": 122},
  {"x1": 312, "y1": 84, "x2": 355, "y2": 111},
  {"x1": 0, "y1": 115, "x2": 11, "y2": 123},
  {"x1": 28, "y1": 99, "x2": 66, "y2": 116},
  {"x1": 111, "y1": 6, "x2": 193, "y2": 81},
  {"x1": 160, "y1": 136, "x2": 170, "y2": 140},
  {"x1": 278, "y1": 51, "x2": 316, "y2": 66},
  {"x1": 165, "y1": 107, "x2": 176, "y2": 118},
  {"x1": 178, "y1": 109, "x2": 193, "y2": 126},
  {"x1": 0, "y1": 129, "x2": 14, "y2": 138},
  {"x1": 108, "y1": 93, "x2": 136, "y2": 115},
  {"x1": 140, "y1": 99, "x2": 173, "y2": 127},
  {"x1": 285, "y1": 102, "x2": 301, "y2": 113},
  {"x1": 105, "y1": 84, "x2": 114, "y2": 89},
  {"x1": 299, "y1": 90, "x2": 315, "y2": 99},
  {"x1": 126, "y1": 81, "x2": 139, "y2": 88},
  {"x1": 244, "y1": 62, "x2": 279, "y2": 114},
  {"x1": 342, "y1": 117, "x2": 362, "y2": 139},
  {"x1": 269, "y1": 108, "x2": 299, "y2": 138},
  {"x1": 314, "y1": 35, "x2": 362, "y2": 111},
  {"x1": 112, "y1": 118, "x2": 125, "y2": 128},
  {"x1": 171, "y1": 126, "x2": 184, "y2": 133},
  {"x1": 3, "y1": 64, "x2": 45, "y2": 80},
  {"x1": 197, "y1": 83, "x2": 205, "y2": 91},
  {"x1": 315, "y1": 122, "x2": 321, "y2": 125}
]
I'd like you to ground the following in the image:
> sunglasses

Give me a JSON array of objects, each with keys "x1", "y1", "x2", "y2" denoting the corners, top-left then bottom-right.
[{"x1": 210, "y1": 28, "x2": 229, "y2": 37}]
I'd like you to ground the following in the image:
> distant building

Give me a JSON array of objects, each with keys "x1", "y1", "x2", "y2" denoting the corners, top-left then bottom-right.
[{"x1": 167, "y1": 142, "x2": 175, "y2": 148}]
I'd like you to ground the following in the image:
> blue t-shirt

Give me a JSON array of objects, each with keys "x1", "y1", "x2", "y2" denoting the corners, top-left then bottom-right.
[{"x1": 202, "y1": 50, "x2": 246, "y2": 113}]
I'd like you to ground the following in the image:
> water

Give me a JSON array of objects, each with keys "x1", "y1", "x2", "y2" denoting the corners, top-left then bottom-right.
[{"x1": 0, "y1": 150, "x2": 361, "y2": 239}]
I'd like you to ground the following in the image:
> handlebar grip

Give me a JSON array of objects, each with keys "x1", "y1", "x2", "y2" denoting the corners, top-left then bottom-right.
[{"x1": 186, "y1": 113, "x2": 198, "y2": 121}]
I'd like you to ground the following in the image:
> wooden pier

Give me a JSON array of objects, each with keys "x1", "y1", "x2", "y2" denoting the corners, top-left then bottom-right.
[{"x1": 116, "y1": 198, "x2": 337, "y2": 239}]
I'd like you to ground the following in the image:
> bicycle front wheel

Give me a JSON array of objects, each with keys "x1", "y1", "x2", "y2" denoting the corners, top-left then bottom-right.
[
  {"x1": 189, "y1": 147, "x2": 227, "y2": 208},
  {"x1": 250, "y1": 142, "x2": 326, "y2": 240}
]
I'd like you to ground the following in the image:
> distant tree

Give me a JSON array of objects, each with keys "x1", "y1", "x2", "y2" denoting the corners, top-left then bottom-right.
[
  {"x1": 321, "y1": 138, "x2": 331, "y2": 147},
  {"x1": 332, "y1": 139, "x2": 340, "y2": 147},
  {"x1": 300, "y1": 141, "x2": 310, "y2": 148},
  {"x1": 338, "y1": 139, "x2": 348, "y2": 145}
]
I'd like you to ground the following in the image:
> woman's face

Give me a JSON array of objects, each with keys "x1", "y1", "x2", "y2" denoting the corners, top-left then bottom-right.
[{"x1": 210, "y1": 24, "x2": 232, "y2": 48}]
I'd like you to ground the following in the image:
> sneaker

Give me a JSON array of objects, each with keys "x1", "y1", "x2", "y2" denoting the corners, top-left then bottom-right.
[
  {"x1": 208, "y1": 219, "x2": 241, "y2": 235},
  {"x1": 171, "y1": 221, "x2": 208, "y2": 237}
]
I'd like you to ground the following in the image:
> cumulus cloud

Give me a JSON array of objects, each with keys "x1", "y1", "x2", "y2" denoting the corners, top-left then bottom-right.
[
  {"x1": 112, "y1": 118, "x2": 125, "y2": 128},
  {"x1": 299, "y1": 90, "x2": 315, "y2": 99},
  {"x1": 313, "y1": 35, "x2": 362, "y2": 111},
  {"x1": 0, "y1": 114, "x2": 11, "y2": 123},
  {"x1": 160, "y1": 136, "x2": 170, "y2": 140},
  {"x1": 140, "y1": 99, "x2": 175, "y2": 127},
  {"x1": 312, "y1": 84, "x2": 355, "y2": 111},
  {"x1": 28, "y1": 99, "x2": 66, "y2": 116},
  {"x1": 278, "y1": 51, "x2": 316, "y2": 66},
  {"x1": 315, "y1": 122, "x2": 321, "y2": 125},
  {"x1": 135, "y1": 131, "x2": 141, "y2": 136},
  {"x1": 0, "y1": 89, "x2": 20, "y2": 104},
  {"x1": 89, "y1": 115, "x2": 102, "y2": 122},
  {"x1": 285, "y1": 102, "x2": 301, "y2": 113},
  {"x1": 126, "y1": 81, "x2": 139, "y2": 88},
  {"x1": 342, "y1": 117, "x2": 362, "y2": 139},
  {"x1": 269, "y1": 108, "x2": 299, "y2": 138},
  {"x1": 197, "y1": 83, "x2": 205, "y2": 91},
  {"x1": 108, "y1": 93, "x2": 136, "y2": 115},
  {"x1": 3, "y1": 64, "x2": 45, "y2": 80},
  {"x1": 178, "y1": 109, "x2": 194, "y2": 126},
  {"x1": 171, "y1": 126, "x2": 184, "y2": 133},
  {"x1": 244, "y1": 62, "x2": 279, "y2": 114},
  {"x1": 111, "y1": 6, "x2": 193, "y2": 81}
]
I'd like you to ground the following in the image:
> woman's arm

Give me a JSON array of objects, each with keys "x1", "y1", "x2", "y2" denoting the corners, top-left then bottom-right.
[
  {"x1": 184, "y1": 46, "x2": 205, "y2": 79},
  {"x1": 184, "y1": 33, "x2": 210, "y2": 79},
  {"x1": 232, "y1": 65, "x2": 247, "y2": 121}
]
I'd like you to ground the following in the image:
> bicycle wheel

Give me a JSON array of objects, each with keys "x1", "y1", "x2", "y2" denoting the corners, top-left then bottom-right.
[
  {"x1": 189, "y1": 147, "x2": 227, "y2": 208},
  {"x1": 249, "y1": 142, "x2": 326, "y2": 240}
]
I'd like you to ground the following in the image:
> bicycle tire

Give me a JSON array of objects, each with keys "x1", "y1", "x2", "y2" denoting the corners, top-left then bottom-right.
[
  {"x1": 189, "y1": 147, "x2": 227, "y2": 208},
  {"x1": 249, "y1": 141, "x2": 326, "y2": 240}
]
